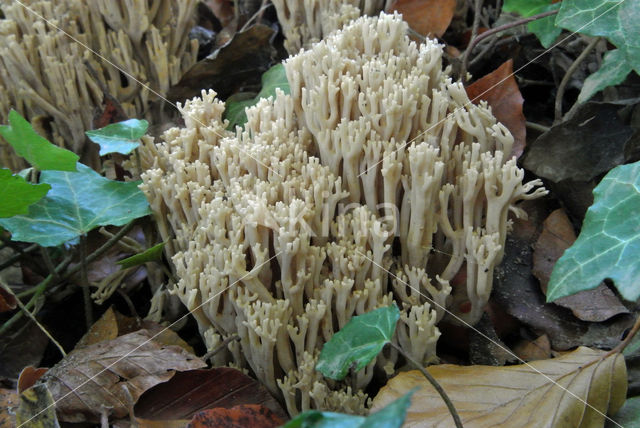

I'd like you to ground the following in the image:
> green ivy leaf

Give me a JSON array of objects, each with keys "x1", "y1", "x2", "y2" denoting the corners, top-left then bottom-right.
[
  {"x1": 547, "y1": 161, "x2": 640, "y2": 302},
  {"x1": 224, "y1": 63, "x2": 290, "y2": 130},
  {"x1": 283, "y1": 390, "x2": 415, "y2": 428},
  {"x1": 316, "y1": 304, "x2": 399, "y2": 380},
  {"x1": 606, "y1": 396, "x2": 640, "y2": 428},
  {"x1": 0, "y1": 163, "x2": 150, "y2": 246},
  {"x1": 0, "y1": 110, "x2": 78, "y2": 171},
  {"x1": 556, "y1": 0, "x2": 640, "y2": 73},
  {"x1": 0, "y1": 168, "x2": 50, "y2": 218},
  {"x1": 117, "y1": 242, "x2": 165, "y2": 269},
  {"x1": 502, "y1": 0, "x2": 561, "y2": 48},
  {"x1": 578, "y1": 49, "x2": 633, "y2": 103},
  {"x1": 86, "y1": 119, "x2": 149, "y2": 156}
]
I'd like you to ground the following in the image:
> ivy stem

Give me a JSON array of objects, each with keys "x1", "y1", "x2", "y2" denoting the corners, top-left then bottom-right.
[
  {"x1": 390, "y1": 342, "x2": 464, "y2": 428},
  {"x1": 461, "y1": 8, "x2": 559, "y2": 82},
  {"x1": 79, "y1": 234, "x2": 94, "y2": 329},
  {"x1": 554, "y1": 36, "x2": 601, "y2": 122}
]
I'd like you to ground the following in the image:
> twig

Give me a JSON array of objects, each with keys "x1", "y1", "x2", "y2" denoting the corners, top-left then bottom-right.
[
  {"x1": 239, "y1": 0, "x2": 271, "y2": 32},
  {"x1": 605, "y1": 313, "x2": 640, "y2": 358},
  {"x1": 526, "y1": 121, "x2": 551, "y2": 133},
  {"x1": 0, "y1": 278, "x2": 66, "y2": 356},
  {"x1": 40, "y1": 246, "x2": 60, "y2": 281},
  {"x1": 390, "y1": 342, "x2": 464, "y2": 428},
  {"x1": 0, "y1": 243, "x2": 39, "y2": 271},
  {"x1": 461, "y1": 9, "x2": 559, "y2": 82},
  {"x1": 554, "y1": 37, "x2": 601, "y2": 122},
  {"x1": 470, "y1": 0, "x2": 484, "y2": 51},
  {"x1": 202, "y1": 334, "x2": 241, "y2": 362},
  {"x1": 116, "y1": 288, "x2": 138, "y2": 318},
  {"x1": 468, "y1": 35, "x2": 498, "y2": 69},
  {"x1": 0, "y1": 255, "x2": 73, "y2": 336},
  {"x1": 79, "y1": 234, "x2": 94, "y2": 329}
]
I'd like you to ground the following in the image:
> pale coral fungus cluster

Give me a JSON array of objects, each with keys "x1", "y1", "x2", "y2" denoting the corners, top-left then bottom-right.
[
  {"x1": 139, "y1": 13, "x2": 546, "y2": 415},
  {"x1": 0, "y1": 0, "x2": 198, "y2": 169}
]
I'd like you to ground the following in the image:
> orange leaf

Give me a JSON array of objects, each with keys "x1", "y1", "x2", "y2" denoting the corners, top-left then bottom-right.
[
  {"x1": 188, "y1": 404, "x2": 284, "y2": 428},
  {"x1": 0, "y1": 286, "x2": 17, "y2": 313},
  {"x1": 17, "y1": 367, "x2": 48, "y2": 393},
  {"x1": 465, "y1": 60, "x2": 526, "y2": 158},
  {"x1": 387, "y1": 0, "x2": 456, "y2": 38}
]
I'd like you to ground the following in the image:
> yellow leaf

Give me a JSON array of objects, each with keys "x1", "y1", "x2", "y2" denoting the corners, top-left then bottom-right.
[{"x1": 371, "y1": 347, "x2": 626, "y2": 427}]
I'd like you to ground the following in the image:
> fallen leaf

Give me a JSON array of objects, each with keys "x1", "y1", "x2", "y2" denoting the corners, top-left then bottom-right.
[
  {"x1": 523, "y1": 102, "x2": 633, "y2": 183},
  {"x1": 18, "y1": 366, "x2": 48, "y2": 393},
  {"x1": 513, "y1": 334, "x2": 552, "y2": 362},
  {"x1": 371, "y1": 347, "x2": 627, "y2": 427},
  {"x1": 0, "y1": 285, "x2": 17, "y2": 312},
  {"x1": 134, "y1": 368, "x2": 287, "y2": 421},
  {"x1": 0, "y1": 388, "x2": 19, "y2": 428},
  {"x1": 465, "y1": 60, "x2": 526, "y2": 158},
  {"x1": 387, "y1": 0, "x2": 456, "y2": 38},
  {"x1": 188, "y1": 404, "x2": 284, "y2": 428},
  {"x1": 135, "y1": 418, "x2": 191, "y2": 428},
  {"x1": 533, "y1": 209, "x2": 629, "y2": 322},
  {"x1": 168, "y1": 25, "x2": 276, "y2": 102},
  {"x1": 43, "y1": 330, "x2": 205, "y2": 423},
  {"x1": 494, "y1": 234, "x2": 633, "y2": 351},
  {"x1": 0, "y1": 320, "x2": 50, "y2": 379},
  {"x1": 16, "y1": 384, "x2": 60, "y2": 428},
  {"x1": 76, "y1": 307, "x2": 194, "y2": 355}
]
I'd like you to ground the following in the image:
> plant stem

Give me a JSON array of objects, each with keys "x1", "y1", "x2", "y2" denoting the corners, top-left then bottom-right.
[
  {"x1": 0, "y1": 243, "x2": 39, "y2": 272},
  {"x1": 461, "y1": 9, "x2": 559, "y2": 82},
  {"x1": 390, "y1": 342, "x2": 464, "y2": 428},
  {"x1": 526, "y1": 121, "x2": 551, "y2": 133},
  {"x1": 554, "y1": 36, "x2": 601, "y2": 122},
  {"x1": 202, "y1": 334, "x2": 241, "y2": 362},
  {"x1": 63, "y1": 221, "x2": 136, "y2": 280},
  {"x1": 41, "y1": 246, "x2": 60, "y2": 281},
  {"x1": 79, "y1": 234, "x2": 93, "y2": 329}
]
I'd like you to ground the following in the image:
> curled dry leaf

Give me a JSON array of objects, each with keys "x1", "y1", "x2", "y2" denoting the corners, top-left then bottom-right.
[
  {"x1": 371, "y1": 347, "x2": 626, "y2": 427},
  {"x1": 17, "y1": 366, "x2": 48, "y2": 393},
  {"x1": 43, "y1": 330, "x2": 205, "y2": 423},
  {"x1": 387, "y1": 0, "x2": 456, "y2": 38},
  {"x1": 465, "y1": 59, "x2": 526, "y2": 158}
]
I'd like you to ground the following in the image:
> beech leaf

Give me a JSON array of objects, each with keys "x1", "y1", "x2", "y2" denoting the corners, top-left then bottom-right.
[
  {"x1": 387, "y1": 0, "x2": 456, "y2": 38},
  {"x1": 43, "y1": 330, "x2": 205, "y2": 423},
  {"x1": 547, "y1": 161, "x2": 640, "y2": 302},
  {"x1": 86, "y1": 119, "x2": 149, "y2": 156},
  {"x1": 0, "y1": 163, "x2": 151, "y2": 246},
  {"x1": 316, "y1": 304, "x2": 399, "y2": 380},
  {"x1": 372, "y1": 347, "x2": 626, "y2": 427},
  {"x1": 0, "y1": 110, "x2": 78, "y2": 171},
  {"x1": 0, "y1": 169, "x2": 50, "y2": 218}
]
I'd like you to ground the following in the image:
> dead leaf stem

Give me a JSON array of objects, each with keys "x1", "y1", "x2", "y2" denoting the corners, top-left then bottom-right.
[
  {"x1": 554, "y1": 37, "x2": 601, "y2": 123},
  {"x1": 390, "y1": 342, "x2": 464, "y2": 428},
  {"x1": 79, "y1": 234, "x2": 94, "y2": 329},
  {"x1": 461, "y1": 8, "x2": 559, "y2": 82}
]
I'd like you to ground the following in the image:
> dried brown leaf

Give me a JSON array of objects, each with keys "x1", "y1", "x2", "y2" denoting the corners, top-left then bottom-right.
[
  {"x1": 188, "y1": 404, "x2": 284, "y2": 428},
  {"x1": 372, "y1": 347, "x2": 626, "y2": 427},
  {"x1": 533, "y1": 209, "x2": 629, "y2": 322},
  {"x1": 387, "y1": 0, "x2": 456, "y2": 38},
  {"x1": 18, "y1": 366, "x2": 48, "y2": 393},
  {"x1": 135, "y1": 368, "x2": 287, "y2": 421},
  {"x1": 0, "y1": 388, "x2": 19, "y2": 428},
  {"x1": 465, "y1": 59, "x2": 526, "y2": 158},
  {"x1": 43, "y1": 330, "x2": 205, "y2": 423}
]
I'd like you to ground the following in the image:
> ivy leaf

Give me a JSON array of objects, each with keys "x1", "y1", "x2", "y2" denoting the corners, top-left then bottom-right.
[
  {"x1": 86, "y1": 119, "x2": 149, "y2": 156},
  {"x1": 556, "y1": 0, "x2": 640, "y2": 73},
  {"x1": 578, "y1": 49, "x2": 633, "y2": 103},
  {"x1": 0, "y1": 110, "x2": 78, "y2": 171},
  {"x1": 283, "y1": 390, "x2": 414, "y2": 428},
  {"x1": 0, "y1": 169, "x2": 50, "y2": 218},
  {"x1": 224, "y1": 63, "x2": 290, "y2": 130},
  {"x1": 0, "y1": 164, "x2": 151, "y2": 247},
  {"x1": 547, "y1": 161, "x2": 640, "y2": 302},
  {"x1": 117, "y1": 242, "x2": 165, "y2": 269},
  {"x1": 316, "y1": 304, "x2": 399, "y2": 380},
  {"x1": 502, "y1": 0, "x2": 561, "y2": 48}
]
